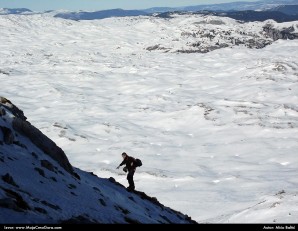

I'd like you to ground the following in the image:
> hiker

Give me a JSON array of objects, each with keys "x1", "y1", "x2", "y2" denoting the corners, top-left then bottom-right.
[{"x1": 117, "y1": 152, "x2": 136, "y2": 190}]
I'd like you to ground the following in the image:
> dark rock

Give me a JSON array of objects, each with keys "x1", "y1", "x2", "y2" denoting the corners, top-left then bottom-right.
[
  {"x1": 2, "y1": 173, "x2": 19, "y2": 188},
  {"x1": 0, "y1": 70, "x2": 9, "y2": 75},
  {"x1": 67, "y1": 184, "x2": 76, "y2": 189},
  {"x1": 72, "y1": 172, "x2": 80, "y2": 180},
  {"x1": 98, "y1": 198, "x2": 106, "y2": 206},
  {"x1": 124, "y1": 216, "x2": 141, "y2": 224},
  {"x1": 60, "y1": 215, "x2": 97, "y2": 224},
  {"x1": 0, "y1": 198, "x2": 22, "y2": 211},
  {"x1": 115, "y1": 205, "x2": 130, "y2": 215},
  {"x1": 13, "y1": 140, "x2": 27, "y2": 149},
  {"x1": 40, "y1": 160, "x2": 55, "y2": 172},
  {"x1": 88, "y1": 172, "x2": 97, "y2": 176},
  {"x1": 0, "y1": 97, "x2": 27, "y2": 121},
  {"x1": 12, "y1": 117, "x2": 74, "y2": 175},
  {"x1": 50, "y1": 177, "x2": 57, "y2": 182},
  {"x1": 108, "y1": 177, "x2": 125, "y2": 188},
  {"x1": 31, "y1": 152, "x2": 38, "y2": 159},
  {"x1": 93, "y1": 186, "x2": 101, "y2": 192},
  {"x1": 276, "y1": 190, "x2": 286, "y2": 195},
  {"x1": 70, "y1": 191, "x2": 77, "y2": 196},
  {"x1": 160, "y1": 215, "x2": 172, "y2": 224},
  {"x1": 132, "y1": 190, "x2": 163, "y2": 208},
  {"x1": 3, "y1": 188, "x2": 31, "y2": 211},
  {"x1": 0, "y1": 108, "x2": 6, "y2": 116},
  {"x1": 34, "y1": 167, "x2": 45, "y2": 177},
  {"x1": 41, "y1": 200, "x2": 61, "y2": 211},
  {"x1": 0, "y1": 126, "x2": 14, "y2": 144},
  {"x1": 34, "y1": 207, "x2": 47, "y2": 214}
]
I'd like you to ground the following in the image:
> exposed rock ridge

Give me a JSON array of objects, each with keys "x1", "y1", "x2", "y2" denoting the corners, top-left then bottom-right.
[{"x1": 0, "y1": 96, "x2": 76, "y2": 177}]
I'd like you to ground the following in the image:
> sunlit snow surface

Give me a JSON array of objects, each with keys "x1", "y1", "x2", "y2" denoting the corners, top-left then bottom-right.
[{"x1": 1, "y1": 13, "x2": 298, "y2": 223}]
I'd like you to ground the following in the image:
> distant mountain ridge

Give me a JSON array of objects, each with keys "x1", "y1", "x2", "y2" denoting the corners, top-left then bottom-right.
[
  {"x1": 1, "y1": 0, "x2": 298, "y2": 22},
  {"x1": 213, "y1": 9, "x2": 298, "y2": 22},
  {"x1": 155, "y1": 10, "x2": 298, "y2": 22},
  {"x1": 145, "y1": 0, "x2": 298, "y2": 13},
  {"x1": 51, "y1": 0, "x2": 298, "y2": 22},
  {"x1": 268, "y1": 4, "x2": 298, "y2": 14},
  {"x1": 54, "y1": 8, "x2": 147, "y2": 20},
  {"x1": 0, "y1": 8, "x2": 32, "y2": 15}
]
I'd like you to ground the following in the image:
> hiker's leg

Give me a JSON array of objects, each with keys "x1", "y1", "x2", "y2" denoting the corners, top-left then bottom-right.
[{"x1": 127, "y1": 170, "x2": 135, "y2": 189}]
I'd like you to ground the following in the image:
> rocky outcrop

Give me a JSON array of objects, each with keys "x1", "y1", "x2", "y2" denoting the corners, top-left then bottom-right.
[
  {"x1": 0, "y1": 97, "x2": 26, "y2": 121},
  {"x1": 0, "y1": 126, "x2": 14, "y2": 145},
  {"x1": 0, "y1": 97, "x2": 75, "y2": 177},
  {"x1": 145, "y1": 13, "x2": 298, "y2": 54},
  {"x1": 12, "y1": 117, "x2": 74, "y2": 176},
  {"x1": 263, "y1": 24, "x2": 298, "y2": 41}
]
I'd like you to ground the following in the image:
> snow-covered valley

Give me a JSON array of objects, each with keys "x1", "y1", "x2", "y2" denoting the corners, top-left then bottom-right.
[{"x1": 0, "y1": 13, "x2": 298, "y2": 223}]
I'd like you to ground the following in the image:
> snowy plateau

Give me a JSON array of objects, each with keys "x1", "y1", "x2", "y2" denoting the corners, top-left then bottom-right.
[{"x1": 0, "y1": 12, "x2": 298, "y2": 223}]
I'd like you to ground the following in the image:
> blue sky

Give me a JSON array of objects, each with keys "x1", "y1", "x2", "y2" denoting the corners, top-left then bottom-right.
[{"x1": 0, "y1": 0, "x2": 256, "y2": 11}]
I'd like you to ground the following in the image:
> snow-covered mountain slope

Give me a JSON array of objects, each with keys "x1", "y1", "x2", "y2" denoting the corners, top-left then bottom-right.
[
  {"x1": 0, "y1": 13, "x2": 297, "y2": 223},
  {"x1": 0, "y1": 97, "x2": 196, "y2": 224},
  {"x1": 204, "y1": 190, "x2": 298, "y2": 223}
]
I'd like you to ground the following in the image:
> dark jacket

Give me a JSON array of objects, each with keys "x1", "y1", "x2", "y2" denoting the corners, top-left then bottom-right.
[{"x1": 119, "y1": 156, "x2": 136, "y2": 171}]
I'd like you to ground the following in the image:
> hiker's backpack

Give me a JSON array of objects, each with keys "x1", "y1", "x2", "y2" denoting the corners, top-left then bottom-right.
[{"x1": 135, "y1": 158, "x2": 142, "y2": 167}]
